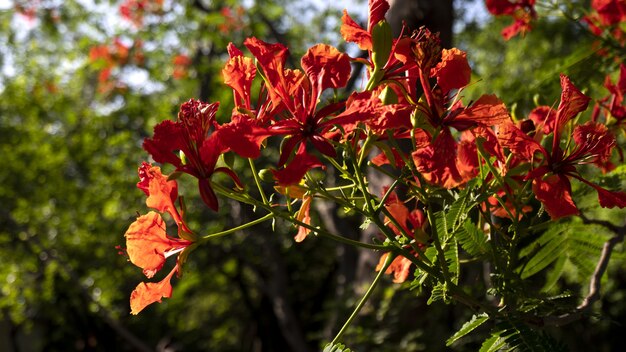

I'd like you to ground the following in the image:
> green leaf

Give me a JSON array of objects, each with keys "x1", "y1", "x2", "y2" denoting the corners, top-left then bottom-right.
[
  {"x1": 446, "y1": 237, "x2": 460, "y2": 284},
  {"x1": 480, "y1": 320, "x2": 567, "y2": 352},
  {"x1": 521, "y1": 231, "x2": 568, "y2": 279},
  {"x1": 323, "y1": 342, "x2": 352, "y2": 352},
  {"x1": 457, "y1": 218, "x2": 489, "y2": 257},
  {"x1": 427, "y1": 283, "x2": 446, "y2": 305},
  {"x1": 479, "y1": 333, "x2": 507, "y2": 352},
  {"x1": 541, "y1": 255, "x2": 566, "y2": 292},
  {"x1": 446, "y1": 313, "x2": 490, "y2": 346},
  {"x1": 520, "y1": 222, "x2": 610, "y2": 281}
]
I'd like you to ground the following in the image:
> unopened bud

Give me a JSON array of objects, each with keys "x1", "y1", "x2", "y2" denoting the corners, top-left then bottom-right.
[
  {"x1": 371, "y1": 20, "x2": 392, "y2": 70},
  {"x1": 258, "y1": 168, "x2": 275, "y2": 183}
]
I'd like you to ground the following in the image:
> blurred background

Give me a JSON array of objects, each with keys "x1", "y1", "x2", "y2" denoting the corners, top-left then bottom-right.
[{"x1": 1, "y1": 0, "x2": 624, "y2": 351}]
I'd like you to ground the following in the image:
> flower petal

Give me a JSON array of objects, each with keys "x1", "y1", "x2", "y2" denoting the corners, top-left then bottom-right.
[
  {"x1": 244, "y1": 37, "x2": 289, "y2": 106},
  {"x1": 222, "y1": 55, "x2": 256, "y2": 107},
  {"x1": 532, "y1": 175, "x2": 579, "y2": 219},
  {"x1": 555, "y1": 75, "x2": 591, "y2": 135},
  {"x1": 137, "y1": 163, "x2": 180, "y2": 219},
  {"x1": 528, "y1": 106, "x2": 556, "y2": 134},
  {"x1": 376, "y1": 253, "x2": 413, "y2": 284},
  {"x1": 453, "y1": 94, "x2": 511, "y2": 130},
  {"x1": 301, "y1": 44, "x2": 351, "y2": 95},
  {"x1": 340, "y1": 10, "x2": 372, "y2": 51},
  {"x1": 217, "y1": 113, "x2": 269, "y2": 159},
  {"x1": 272, "y1": 151, "x2": 323, "y2": 186},
  {"x1": 294, "y1": 195, "x2": 313, "y2": 242},
  {"x1": 571, "y1": 121, "x2": 615, "y2": 163},
  {"x1": 124, "y1": 212, "x2": 190, "y2": 278},
  {"x1": 367, "y1": 0, "x2": 390, "y2": 31},
  {"x1": 497, "y1": 122, "x2": 545, "y2": 162},
  {"x1": 412, "y1": 129, "x2": 463, "y2": 189},
  {"x1": 143, "y1": 120, "x2": 185, "y2": 167},
  {"x1": 129, "y1": 266, "x2": 177, "y2": 315},
  {"x1": 431, "y1": 48, "x2": 471, "y2": 93}
]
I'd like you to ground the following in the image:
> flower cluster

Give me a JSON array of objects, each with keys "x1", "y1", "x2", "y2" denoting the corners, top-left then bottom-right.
[
  {"x1": 486, "y1": 0, "x2": 537, "y2": 40},
  {"x1": 119, "y1": 0, "x2": 163, "y2": 27},
  {"x1": 88, "y1": 38, "x2": 144, "y2": 94},
  {"x1": 584, "y1": 0, "x2": 626, "y2": 42},
  {"x1": 122, "y1": 0, "x2": 626, "y2": 316}
]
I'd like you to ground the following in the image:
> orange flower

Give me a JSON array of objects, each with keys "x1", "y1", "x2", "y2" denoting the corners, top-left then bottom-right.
[
  {"x1": 172, "y1": 54, "x2": 191, "y2": 80},
  {"x1": 125, "y1": 163, "x2": 195, "y2": 314},
  {"x1": 376, "y1": 191, "x2": 429, "y2": 283},
  {"x1": 376, "y1": 253, "x2": 413, "y2": 284}
]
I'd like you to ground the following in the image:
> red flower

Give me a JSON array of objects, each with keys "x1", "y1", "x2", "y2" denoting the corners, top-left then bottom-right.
[
  {"x1": 244, "y1": 38, "x2": 357, "y2": 184},
  {"x1": 486, "y1": 0, "x2": 537, "y2": 40},
  {"x1": 595, "y1": 63, "x2": 626, "y2": 129},
  {"x1": 376, "y1": 191, "x2": 428, "y2": 283},
  {"x1": 591, "y1": 0, "x2": 626, "y2": 26},
  {"x1": 412, "y1": 95, "x2": 510, "y2": 188},
  {"x1": 143, "y1": 99, "x2": 241, "y2": 211},
  {"x1": 499, "y1": 75, "x2": 626, "y2": 219}
]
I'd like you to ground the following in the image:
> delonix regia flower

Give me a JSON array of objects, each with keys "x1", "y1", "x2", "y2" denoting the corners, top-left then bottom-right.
[
  {"x1": 485, "y1": 0, "x2": 537, "y2": 40},
  {"x1": 125, "y1": 163, "x2": 196, "y2": 314},
  {"x1": 499, "y1": 75, "x2": 626, "y2": 219},
  {"x1": 143, "y1": 99, "x2": 242, "y2": 211}
]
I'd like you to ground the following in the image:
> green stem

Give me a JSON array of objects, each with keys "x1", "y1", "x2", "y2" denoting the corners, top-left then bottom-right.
[
  {"x1": 365, "y1": 69, "x2": 385, "y2": 91},
  {"x1": 200, "y1": 213, "x2": 274, "y2": 241},
  {"x1": 248, "y1": 158, "x2": 269, "y2": 205},
  {"x1": 476, "y1": 138, "x2": 507, "y2": 191},
  {"x1": 324, "y1": 183, "x2": 358, "y2": 192},
  {"x1": 324, "y1": 154, "x2": 354, "y2": 181},
  {"x1": 330, "y1": 252, "x2": 397, "y2": 345},
  {"x1": 374, "y1": 179, "x2": 401, "y2": 214},
  {"x1": 350, "y1": 142, "x2": 437, "y2": 275},
  {"x1": 357, "y1": 135, "x2": 374, "y2": 168},
  {"x1": 212, "y1": 182, "x2": 387, "y2": 250}
]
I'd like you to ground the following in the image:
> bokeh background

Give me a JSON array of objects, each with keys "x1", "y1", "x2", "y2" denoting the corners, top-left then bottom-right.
[{"x1": 1, "y1": 0, "x2": 625, "y2": 351}]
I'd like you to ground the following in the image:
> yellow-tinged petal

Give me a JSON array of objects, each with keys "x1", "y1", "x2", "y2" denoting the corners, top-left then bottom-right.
[{"x1": 294, "y1": 196, "x2": 313, "y2": 242}]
